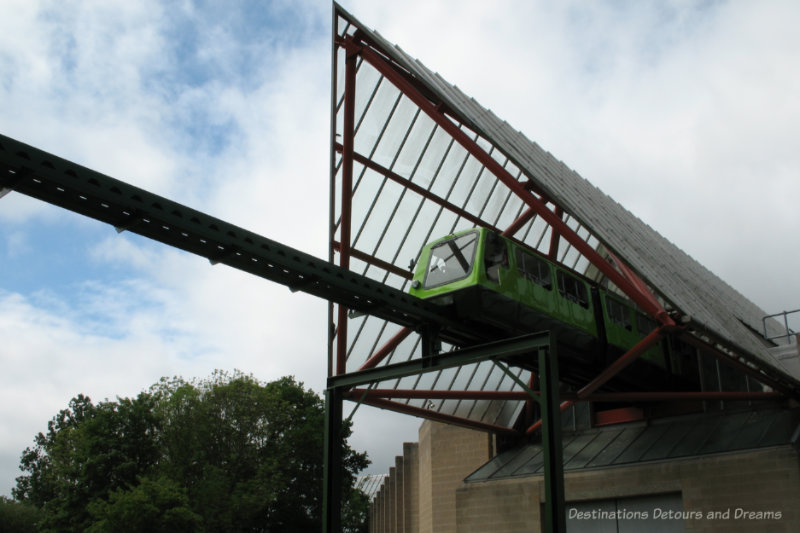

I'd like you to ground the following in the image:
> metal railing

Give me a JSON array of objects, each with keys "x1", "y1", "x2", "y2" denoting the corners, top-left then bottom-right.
[{"x1": 763, "y1": 308, "x2": 800, "y2": 344}]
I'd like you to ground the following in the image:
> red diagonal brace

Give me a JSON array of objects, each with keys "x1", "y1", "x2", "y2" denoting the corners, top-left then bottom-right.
[
  {"x1": 363, "y1": 397, "x2": 517, "y2": 436},
  {"x1": 606, "y1": 248, "x2": 667, "y2": 323},
  {"x1": 338, "y1": 145, "x2": 500, "y2": 233},
  {"x1": 525, "y1": 326, "x2": 666, "y2": 435},
  {"x1": 578, "y1": 326, "x2": 667, "y2": 398},
  {"x1": 548, "y1": 206, "x2": 563, "y2": 261},
  {"x1": 502, "y1": 206, "x2": 536, "y2": 238},
  {"x1": 360, "y1": 327, "x2": 414, "y2": 370}
]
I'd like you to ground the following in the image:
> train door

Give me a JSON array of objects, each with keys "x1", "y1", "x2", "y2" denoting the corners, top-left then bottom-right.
[{"x1": 484, "y1": 231, "x2": 508, "y2": 284}]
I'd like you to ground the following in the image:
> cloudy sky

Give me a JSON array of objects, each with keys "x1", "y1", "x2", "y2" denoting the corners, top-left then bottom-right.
[{"x1": 1, "y1": 0, "x2": 799, "y2": 496}]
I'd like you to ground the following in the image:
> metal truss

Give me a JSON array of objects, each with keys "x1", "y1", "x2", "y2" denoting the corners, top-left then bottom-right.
[{"x1": 328, "y1": 5, "x2": 791, "y2": 433}]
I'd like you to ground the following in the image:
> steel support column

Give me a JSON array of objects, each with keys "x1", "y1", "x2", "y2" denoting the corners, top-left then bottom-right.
[
  {"x1": 326, "y1": 332, "x2": 554, "y2": 531},
  {"x1": 322, "y1": 387, "x2": 344, "y2": 533},
  {"x1": 539, "y1": 340, "x2": 566, "y2": 533}
]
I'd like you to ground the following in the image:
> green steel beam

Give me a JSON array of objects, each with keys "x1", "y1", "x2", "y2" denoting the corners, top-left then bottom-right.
[
  {"x1": 0, "y1": 132, "x2": 566, "y2": 531},
  {"x1": 322, "y1": 387, "x2": 344, "y2": 533},
  {"x1": 539, "y1": 339, "x2": 566, "y2": 532},
  {"x1": 327, "y1": 332, "x2": 550, "y2": 390},
  {"x1": 492, "y1": 359, "x2": 541, "y2": 405},
  {"x1": 0, "y1": 133, "x2": 493, "y2": 346}
]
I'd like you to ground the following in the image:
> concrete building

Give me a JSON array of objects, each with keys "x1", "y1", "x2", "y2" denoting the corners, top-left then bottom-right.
[{"x1": 370, "y1": 407, "x2": 800, "y2": 532}]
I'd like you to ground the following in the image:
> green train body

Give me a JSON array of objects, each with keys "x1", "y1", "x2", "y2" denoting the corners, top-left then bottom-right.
[{"x1": 409, "y1": 228, "x2": 685, "y2": 388}]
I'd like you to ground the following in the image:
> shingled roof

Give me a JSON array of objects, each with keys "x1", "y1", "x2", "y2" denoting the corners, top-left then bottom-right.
[{"x1": 466, "y1": 406, "x2": 800, "y2": 481}]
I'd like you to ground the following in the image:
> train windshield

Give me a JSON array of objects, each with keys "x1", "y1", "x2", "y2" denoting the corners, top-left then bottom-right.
[{"x1": 424, "y1": 231, "x2": 478, "y2": 288}]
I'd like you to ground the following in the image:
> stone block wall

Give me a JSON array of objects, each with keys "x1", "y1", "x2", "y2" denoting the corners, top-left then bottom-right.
[
  {"x1": 456, "y1": 445, "x2": 800, "y2": 532},
  {"x1": 369, "y1": 421, "x2": 800, "y2": 532},
  {"x1": 368, "y1": 421, "x2": 491, "y2": 533}
]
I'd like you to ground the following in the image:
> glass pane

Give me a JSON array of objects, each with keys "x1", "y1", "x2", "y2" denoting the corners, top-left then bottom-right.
[{"x1": 424, "y1": 231, "x2": 478, "y2": 288}]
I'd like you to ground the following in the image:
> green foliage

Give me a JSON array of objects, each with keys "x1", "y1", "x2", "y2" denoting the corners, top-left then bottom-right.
[
  {"x1": 341, "y1": 488, "x2": 370, "y2": 533},
  {"x1": 13, "y1": 371, "x2": 370, "y2": 532},
  {"x1": 86, "y1": 476, "x2": 202, "y2": 533},
  {"x1": 14, "y1": 393, "x2": 161, "y2": 532},
  {"x1": 0, "y1": 496, "x2": 44, "y2": 532}
]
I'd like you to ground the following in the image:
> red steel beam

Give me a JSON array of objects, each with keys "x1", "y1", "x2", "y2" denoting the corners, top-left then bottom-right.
[
  {"x1": 343, "y1": 36, "x2": 674, "y2": 327},
  {"x1": 501, "y1": 206, "x2": 536, "y2": 238},
  {"x1": 363, "y1": 397, "x2": 517, "y2": 436},
  {"x1": 606, "y1": 249, "x2": 665, "y2": 324},
  {"x1": 570, "y1": 391, "x2": 784, "y2": 402},
  {"x1": 360, "y1": 327, "x2": 414, "y2": 370},
  {"x1": 524, "y1": 371, "x2": 538, "y2": 427},
  {"x1": 335, "y1": 45, "x2": 358, "y2": 376},
  {"x1": 525, "y1": 326, "x2": 666, "y2": 435},
  {"x1": 548, "y1": 206, "x2": 563, "y2": 261},
  {"x1": 332, "y1": 240, "x2": 412, "y2": 280},
  {"x1": 526, "y1": 401, "x2": 574, "y2": 435},
  {"x1": 577, "y1": 326, "x2": 667, "y2": 398},
  {"x1": 339, "y1": 145, "x2": 499, "y2": 233},
  {"x1": 354, "y1": 388, "x2": 784, "y2": 403},
  {"x1": 525, "y1": 388, "x2": 782, "y2": 434}
]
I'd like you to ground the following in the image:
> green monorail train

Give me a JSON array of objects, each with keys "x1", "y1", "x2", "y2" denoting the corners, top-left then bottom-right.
[{"x1": 409, "y1": 228, "x2": 695, "y2": 388}]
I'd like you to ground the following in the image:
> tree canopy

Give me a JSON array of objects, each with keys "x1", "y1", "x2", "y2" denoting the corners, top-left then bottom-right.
[{"x1": 12, "y1": 371, "x2": 369, "y2": 532}]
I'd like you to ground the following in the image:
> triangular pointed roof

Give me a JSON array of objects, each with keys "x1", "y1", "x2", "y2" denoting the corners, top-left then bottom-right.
[{"x1": 331, "y1": 3, "x2": 798, "y2": 396}]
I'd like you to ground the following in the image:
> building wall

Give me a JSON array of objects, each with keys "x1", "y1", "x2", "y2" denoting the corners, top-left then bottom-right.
[
  {"x1": 456, "y1": 445, "x2": 800, "y2": 533},
  {"x1": 369, "y1": 421, "x2": 491, "y2": 533},
  {"x1": 419, "y1": 421, "x2": 492, "y2": 533},
  {"x1": 370, "y1": 422, "x2": 800, "y2": 533},
  {"x1": 402, "y1": 442, "x2": 419, "y2": 533}
]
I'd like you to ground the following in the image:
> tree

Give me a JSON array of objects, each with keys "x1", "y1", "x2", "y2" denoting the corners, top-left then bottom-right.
[
  {"x1": 14, "y1": 393, "x2": 161, "y2": 532},
  {"x1": 13, "y1": 372, "x2": 369, "y2": 532},
  {"x1": 0, "y1": 496, "x2": 44, "y2": 533},
  {"x1": 86, "y1": 476, "x2": 202, "y2": 533}
]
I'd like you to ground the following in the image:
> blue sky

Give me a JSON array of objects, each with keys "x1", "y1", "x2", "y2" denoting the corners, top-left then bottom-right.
[{"x1": 2, "y1": 0, "x2": 800, "y2": 497}]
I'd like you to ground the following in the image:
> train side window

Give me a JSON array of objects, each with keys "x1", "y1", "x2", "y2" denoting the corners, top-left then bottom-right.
[
  {"x1": 636, "y1": 313, "x2": 657, "y2": 335},
  {"x1": 484, "y1": 232, "x2": 508, "y2": 283},
  {"x1": 607, "y1": 297, "x2": 632, "y2": 330},
  {"x1": 556, "y1": 270, "x2": 589, "y2": 308},
  {"x1": 515, "y1": 248, "x2": 552, "y2": 289}
]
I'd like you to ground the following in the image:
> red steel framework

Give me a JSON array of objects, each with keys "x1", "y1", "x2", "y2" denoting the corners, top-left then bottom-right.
[{"x1": 329, "y1": 27, "x2": 786, "y2": 438}]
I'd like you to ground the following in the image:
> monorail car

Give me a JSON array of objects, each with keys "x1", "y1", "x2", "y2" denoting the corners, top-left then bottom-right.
[{"x1": 409, "y1": 228, "x2": 693, "y2": 389}]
